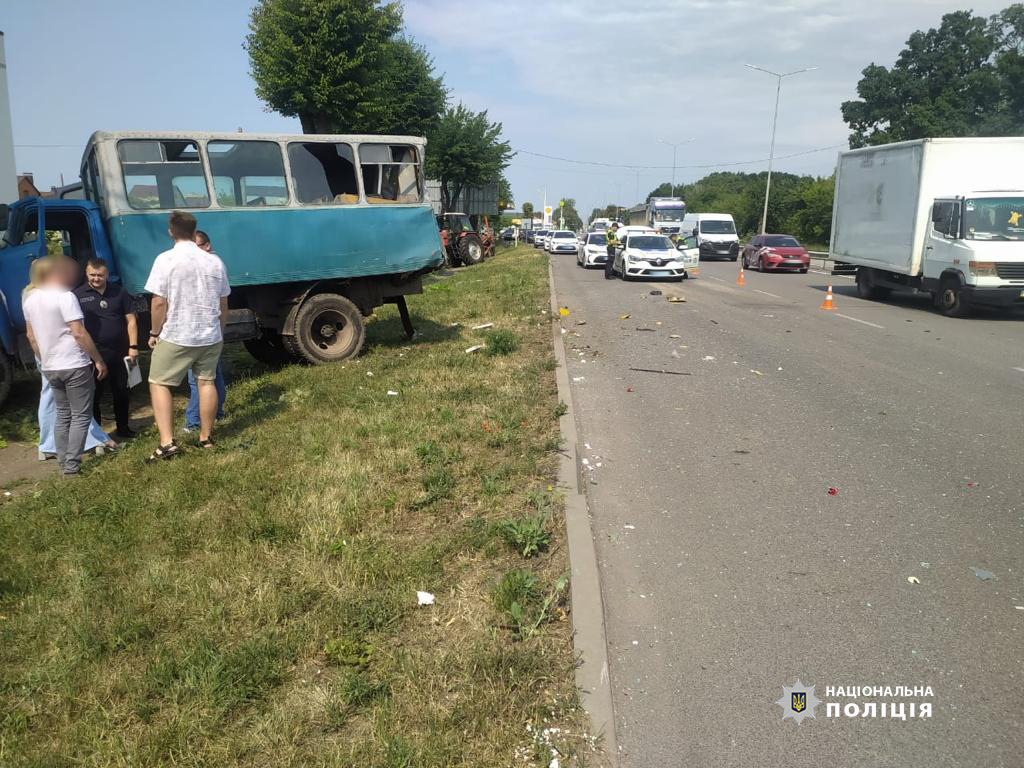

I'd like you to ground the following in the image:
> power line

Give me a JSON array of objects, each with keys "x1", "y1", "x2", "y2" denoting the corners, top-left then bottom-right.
[{"x1": 514, "y1": 144, "x2": 845, "y2": 170}]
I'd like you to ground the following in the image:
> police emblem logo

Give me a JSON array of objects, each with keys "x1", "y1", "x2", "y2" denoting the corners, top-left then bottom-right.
[
  {"x1": 99, "y1": 300, "x2": 109, "y2": 309},
  {"x1": 776, "y1": 679, "x2": 821, "y2": 725}
]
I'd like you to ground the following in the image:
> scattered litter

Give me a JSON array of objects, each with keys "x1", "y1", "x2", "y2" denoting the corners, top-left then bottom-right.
[
  {"x1": 666, "y1": 295, "x2": 686, "y2": 303},
  {"x1": 472, "y1": 322, "x2": 494, "y2": 330},
  {"x1": 635, "y1": 327, "x2": 656, "y2": 332},
  {"x1": 1016, "y1": 606, "x2": 1024, "y2": 611},
  {"x1": 623, "y1": 525, "x2": 635, "y2": 530},
  {"x1": 560, "y1": 328, "x2": 567, "y2": 334},
  {"x1": 971, "y1": 567, "x2": 996, "y2": 582},
  {"x1": 416, "y1": 591, "x2": 435, "y2": 606},
  {"x1": 733, "y1": 449, "x2": 750, "y2": 455},
  {"x1": 465, "y1": 344, "x2": 485, "y2": 353},
  {"x1": 920, "y1": 562, "x2": 930, "y2": 568},
  {"x1": 366, "y1": 371, "x2": 374, "y2": 377},
  {"x1": 582, "y1": 458, "x2": 590, "y2": 466},
  {"x1": 750, "y1": 369, "x2": 763, "y2": 376},
  {"x1": 629, "y1": 367, "x2": 691, "y2": 376},
  {"x1": 669, "y1": 334, "x2": 681, "y2": 339},
  {"x1": 702, "y1": 355, "x2": 716, "y2": 361},
  {"x1": 559, "y1": 307, "x2": 570, "y2": 316},
  {"x1": 572, "y1": 376, "x2": 585, "y2": 382},
  {"x1": 632, "y1": 640, "x2": 639, "y2": 645},
  {"x1": 386, "y1": 390, "x2": 399, "y2": 396},
  {"x1": 671, "y1": 350, "x2": 681, "y2": 358},
  {"x1": 777, "y1": 366, "x2": 783, "y2": 371},
  {"x1": 649, "y1": 290, "x2": 662, "y2": 296},
  {"x1": 907, "y1": 576, "x2": 921, "y2": 585},
  {"x1": 626, "y1": 387, "x2": 634, "y2": 392},
  {"x1": 584, "y1": 443, "x2": 591, "y2": 449},
  {"x1": 967, "y1": 481, "x2": 979, "y2": 488},
  {"x1": 576, "y1": 320, "x2": 587, "y2": 326},
  {"x1": 619, "y1": 314, "x2": 630, "y2": 320},
  {"x1": 827, "y1": 487, "x2": 838, "y2": 496}
]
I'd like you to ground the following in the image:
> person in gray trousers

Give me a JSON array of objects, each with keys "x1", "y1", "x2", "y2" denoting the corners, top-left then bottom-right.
[{"x1": 22, "y1": 255, "x2": 108, "y2": 475}]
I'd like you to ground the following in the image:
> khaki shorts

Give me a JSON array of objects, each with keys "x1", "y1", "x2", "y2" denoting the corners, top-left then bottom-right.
[{"x1": 149, "y1": 340, "x2": 223, "y2": 387}]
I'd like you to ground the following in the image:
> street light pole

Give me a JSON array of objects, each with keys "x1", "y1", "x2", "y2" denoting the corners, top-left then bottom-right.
[
  {"x1": 658, "y1": 137, "x2": 695, "y2": 197},
  {"x1": 744, "y1": 64, "x2": 816, "y2": 234}
]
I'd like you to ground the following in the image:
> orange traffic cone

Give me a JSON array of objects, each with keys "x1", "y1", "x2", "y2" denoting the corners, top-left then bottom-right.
[
  {"x1": 819, "y1": 283, "x2": 837, "y2": 310},
  {"x1": 736, "y1": 264, "x2": 746, "y2": 286}
]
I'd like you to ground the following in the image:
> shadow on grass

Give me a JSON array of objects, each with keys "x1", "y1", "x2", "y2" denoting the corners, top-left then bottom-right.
[{"x1": 368, "y1": 312, "x2": 464, "y2": 350}]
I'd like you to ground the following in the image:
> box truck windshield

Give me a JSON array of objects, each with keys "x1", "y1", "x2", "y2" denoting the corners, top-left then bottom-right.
[
  {"x1": 655, "y1": 209, "x2": 685, "y2": 221},
  {"x1": 964, "y1": 197, "x2": 1024, "y2": 241},
  {"x1": 701, "y1": 220, "x2": 736, "y2": 234}
]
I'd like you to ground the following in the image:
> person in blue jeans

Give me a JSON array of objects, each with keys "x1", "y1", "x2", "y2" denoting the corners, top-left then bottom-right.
[{"x1": 184, "y1": 230, "x2": 227, "y2": 432}]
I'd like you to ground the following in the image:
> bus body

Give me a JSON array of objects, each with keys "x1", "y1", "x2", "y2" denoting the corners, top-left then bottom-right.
[{"x1": 0, "y1": 131, "x2": 445, "y2": 403}]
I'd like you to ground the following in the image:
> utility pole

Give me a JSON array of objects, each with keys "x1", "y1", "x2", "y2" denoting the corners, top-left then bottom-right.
[
  {"x1": 657, "y1": 137, "x2": 695, "y2": 197},
  {"x1": 744, "y1": 63, "x2": 817, "y2": 234}
]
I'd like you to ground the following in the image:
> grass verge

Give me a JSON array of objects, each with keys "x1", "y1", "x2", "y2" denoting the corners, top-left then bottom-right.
[{"x1": 0, "y1": 245, "x2": 600, "y2": 766}]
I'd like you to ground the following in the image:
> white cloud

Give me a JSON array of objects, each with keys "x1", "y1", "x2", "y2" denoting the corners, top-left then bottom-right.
[{"x1": 406, "y1": 0, "x2": 1009, "y2": 215}]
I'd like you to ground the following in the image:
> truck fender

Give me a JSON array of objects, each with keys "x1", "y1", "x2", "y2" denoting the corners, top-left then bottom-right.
[{"x1": 279, "y1": 280, "x2": 356, "y2": 337}]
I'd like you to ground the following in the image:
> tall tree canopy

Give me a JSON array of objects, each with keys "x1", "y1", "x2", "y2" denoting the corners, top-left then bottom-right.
[
  {"x1": 521, "y1": 202, "x2": 535, "y2": 219},
  {"x1": 555, "y1": 199, "x2": 583, "y2": 231},
  {"x1": 841, "y1": 5, "x2": 1024, "y2": 147},
  {"x1": 246, "y1": 0, "x2": 446, "y2": 135},
  {"x1": 425, "y1": 104, "x2": 514, "y2": 213}
]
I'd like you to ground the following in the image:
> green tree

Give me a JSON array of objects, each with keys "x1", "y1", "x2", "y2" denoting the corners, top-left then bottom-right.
[
  {"x1": 556, "y1": 199, "x2": 583, "y2": 231},
  {"x1": 841, "y1": 6, "x2": 1024, "y2": 147},
  {"x1": 498, "y1": 176, "x2": 514, "y2": 210},
  {"x1": 246, "y1": 0, "x2": 446, "y2": 135},
  {"x1": 425, "y1": 103, "x2": 513, "y2": 213},
  {"x1": 522, "y1": 201, "x2": 534, "y2": 219}
]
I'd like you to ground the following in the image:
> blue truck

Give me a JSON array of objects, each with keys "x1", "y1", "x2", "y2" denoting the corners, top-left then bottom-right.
[{"x1": 0, "y1": 131, "x2": 445, "y2": 406}]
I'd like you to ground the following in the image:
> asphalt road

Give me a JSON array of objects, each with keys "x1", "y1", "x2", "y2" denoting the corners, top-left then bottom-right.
[{"x1": 550, "y1": 250, "x2": 1023, "y2": 768}]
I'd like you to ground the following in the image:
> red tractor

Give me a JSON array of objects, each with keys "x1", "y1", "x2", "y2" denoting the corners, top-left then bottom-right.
[{"x1": 438, "y1": 212, "x2": 485, "y2": 266}]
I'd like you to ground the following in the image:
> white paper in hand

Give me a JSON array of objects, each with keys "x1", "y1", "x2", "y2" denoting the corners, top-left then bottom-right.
[{"x1": 124, "y1": 357, "x2": 143, "y2": 388}]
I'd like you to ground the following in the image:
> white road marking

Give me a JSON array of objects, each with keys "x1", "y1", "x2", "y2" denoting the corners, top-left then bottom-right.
[
  {"x1": 835, "y1": 313, "x2": 884, "y2": 329},
  {"x1": 1013, "y1": 367, "x2": 1024, "y2": 373},
  {"x1": 708, "y1": 275, "x2": 726, "y2": 282},
  {"x1": 754, "y1": 288, "x2": 782, "y2": 298},
  {"x1": 810, "y1": 269, "x2": 855, "y2": 280}
]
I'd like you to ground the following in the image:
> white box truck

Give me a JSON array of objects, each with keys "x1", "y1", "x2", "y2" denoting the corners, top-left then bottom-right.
[{"x1": 830, "y1": 137, "x2": 1024, "y2": 316}]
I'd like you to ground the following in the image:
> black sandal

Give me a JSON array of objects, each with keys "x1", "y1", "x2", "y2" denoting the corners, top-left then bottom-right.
[
  {"x1": 146, "y1": 441, "x2": 182, "y2": 463},
  {"x1": 197, "y1": 437, "x2": 215, "y2": 449}
]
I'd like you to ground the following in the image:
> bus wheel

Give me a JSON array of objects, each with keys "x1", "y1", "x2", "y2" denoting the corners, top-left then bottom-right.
[
  {"x1": 286, "y1": 293, "x2": 366, "y2": 364},
  {"x1": 244, "y1": 331, "x2": 292, "y2": 366},
  {"x1": 0, "y1": 353, "x2": 12, "y2": 408}
]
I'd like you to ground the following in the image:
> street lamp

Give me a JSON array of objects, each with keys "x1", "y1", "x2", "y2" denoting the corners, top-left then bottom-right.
[
  {"x1": 744, "y1": 63, "x2": 817, "y2": 234},
  {"x1": 657, "y1": 137, "x2": 695, "y2": 196}
]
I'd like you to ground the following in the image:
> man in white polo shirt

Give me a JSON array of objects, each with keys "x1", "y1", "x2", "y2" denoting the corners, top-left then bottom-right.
[
  {"x1": 23, "y1": 255, "x2": 109, "y2": 475},
  {"x1": 144, "y1": 210, "x2": 230, "y2": 461}
]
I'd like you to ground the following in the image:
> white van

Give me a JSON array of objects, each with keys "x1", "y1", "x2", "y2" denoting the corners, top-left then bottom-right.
[{"x1": 682, "y1": 213, "x2": 740, "y2": 261}]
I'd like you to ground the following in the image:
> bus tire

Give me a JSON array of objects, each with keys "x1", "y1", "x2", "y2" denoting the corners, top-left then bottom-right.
[
  {"x1": 0, "y1": 353, "x2": 12, "y2": 408},
  {"x1": 458, "y1": 234, "x2": 484, "y2": 265},
  {"x1": 285, "y1": 293, "x2": 366, "y2": 364},
  {"x1": 244, "y1": 331, "x2": 292, "y2": 366}
]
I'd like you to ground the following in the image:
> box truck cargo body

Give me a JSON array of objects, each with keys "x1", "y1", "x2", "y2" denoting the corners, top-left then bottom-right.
[{"x1": 830, "y1": 138, "x2": 1024, "y2": 316}]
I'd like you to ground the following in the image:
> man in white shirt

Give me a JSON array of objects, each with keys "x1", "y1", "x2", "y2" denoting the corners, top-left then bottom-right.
[
  {"x1": 144, "y1": 211, "x2": 230, "y2": 460},
  {"x1": 23, "y1": 255, "x2": 109, "y2": 475}
]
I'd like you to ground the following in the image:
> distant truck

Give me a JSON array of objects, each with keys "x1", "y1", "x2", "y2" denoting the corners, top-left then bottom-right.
[
  {"x1": 626, "y1": 197, "x2": 686, "y2": 235},
  {"x1": 0, "y1": 130, "x2": 444, "y2": 406},
  {"x1": 831, "y1": 137, "x2": 1024, "y2": 317}
]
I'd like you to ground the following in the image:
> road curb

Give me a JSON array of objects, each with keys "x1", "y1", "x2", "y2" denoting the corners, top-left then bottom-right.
[{"x1": 547, "y1": 260, "x2": 619, "y2": 765}]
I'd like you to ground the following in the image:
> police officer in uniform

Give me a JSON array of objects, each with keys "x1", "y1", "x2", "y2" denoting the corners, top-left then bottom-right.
[
  {"x1": 604, "y1": 222, "x2": 621, "y2": 279},
  {"x1": 74, "y1": 257, "x2": 138, "y2": 439}
]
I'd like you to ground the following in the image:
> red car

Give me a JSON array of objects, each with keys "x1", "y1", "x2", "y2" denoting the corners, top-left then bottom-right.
[{"x1": 741, "y1": 234, "x2": 810, "y2": 273}]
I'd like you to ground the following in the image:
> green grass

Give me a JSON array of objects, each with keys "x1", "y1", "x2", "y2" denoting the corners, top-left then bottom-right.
[{"x1": 0, "y1": 247, "x2": 597, "y2": 766}]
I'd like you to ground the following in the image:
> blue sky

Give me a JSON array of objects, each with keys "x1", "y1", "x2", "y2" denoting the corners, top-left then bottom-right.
[{"x1": 4, "y1": 0, "x2": 1010, "y2": 216}]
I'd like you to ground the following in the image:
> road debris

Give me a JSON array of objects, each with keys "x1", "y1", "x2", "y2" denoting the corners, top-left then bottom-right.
[
  {"x1": 666, "y1": 295, "x2": 686, "y2": 303},
  {"x1": 635, "y1": 327, "x2": 656, "y2": 332},
  {"x1": 472, "y1": 322, "x2": 494, "y2": 330},
  {"x1": 619, "y1": 313, "x2": 630, "y2": 320},
  {"x1": 702, "y1": 355, "x2": 716, "y2": 361},
  {"x1": 465, "y1": 344, "x2": 485, "y2": 353},
  {"x1": 629, "y1": 367, "x2": 691, "y2": 376},
  {"x1": 827, "y1": 487, "x2": 839, "y2": 496},
  {"x1": 559, "y1": 307, "x2": 570, "y2": 316},
  {"x1": 386, "y1": 390, "x2": 398, "y2": 396},
  {"x1": 750, "y1": 369, "x2": 763, "y2": 376},
  {"x1": 650, "y1": 290, "x2": 662, "y2": 296},
  {"x1": 416, "y1": 591, "x2": 435, "y2": 606},
  {"x1": 907, "y1": 576, "x2": 921, "y2": 585},
  {"x1": 624, "y1": 524, "x2": 636, "y2": 530},
  {"x1": 572, "y1": 376, "x2": 585, "y2": 382},
  {"x1": 971, "y1": 567, "x2": 996, "y2": 582},
  {"x1": 626, "y1": 387, "x2": 634, "y2": 393},
  {"x1": 669, "y1": 334, "x2": 681, "y2": 339}
]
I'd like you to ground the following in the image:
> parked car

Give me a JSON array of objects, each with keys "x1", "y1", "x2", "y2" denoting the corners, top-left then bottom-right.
[
  {"x1": 524, "y1": 229, "x2": 536, "y2": 244},
  {"x1": 741, "y1": 234, "x2": 810, "y2": 273},
  {"x1": 500, "y1": 227, "x2": 515, "y2": 242},
  {"x1": 577, "y1": 232, "x2": 608, "y2": 267},
  {"x1": 534, "y1": 229, "x2": 550, "y2": 248},
  {"x1": 609, "y1": 233, "x2": 687, "y2": 281},
  {"x1": 547, "y1": 230, "x2": 578, "y2": 253}
]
